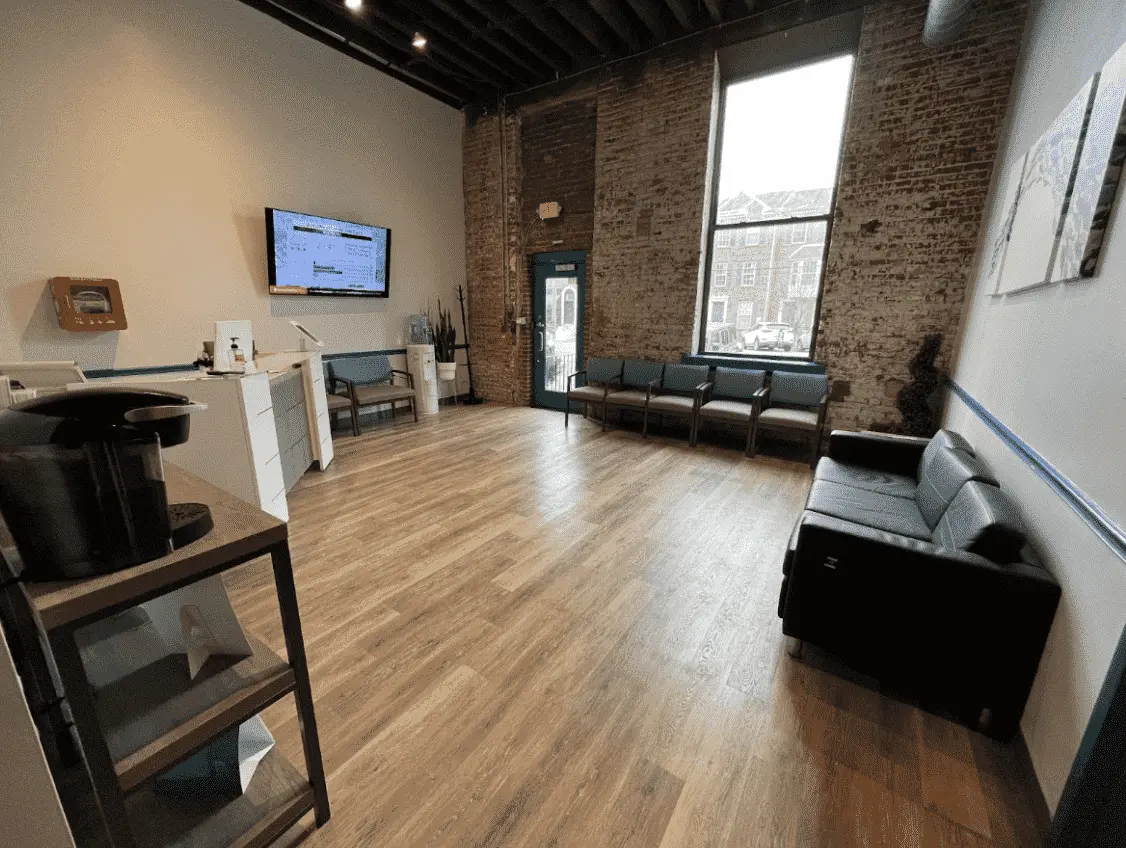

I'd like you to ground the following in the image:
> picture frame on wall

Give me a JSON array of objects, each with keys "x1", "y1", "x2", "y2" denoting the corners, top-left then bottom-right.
[
  {"x1": 1051, "y1": 40, "x2": 1126, "y2": 282},
  {"x1": 987, "y1": 153, "x2": 1027, "y2": 295},
  {"x1": 995, "y1": 79, "x2": 1095, "y2": 295}
]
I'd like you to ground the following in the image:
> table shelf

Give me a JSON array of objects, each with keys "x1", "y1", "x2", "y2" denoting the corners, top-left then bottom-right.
[{"x1": 94, "y1": 638, "x2": 295, "y2": 792}]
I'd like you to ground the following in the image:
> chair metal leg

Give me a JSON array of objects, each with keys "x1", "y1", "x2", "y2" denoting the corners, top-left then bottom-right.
[
  {"x1": 749, "y1": 421, "x2": 759, "y2": 457},
  {"x1": 412, "y1": 397, "x2": 419, "y2": 422},
  {"x1": 745, "y1": 420, "x2": 755, "y2": 457},
  {"x1": 565, "y1": 400, "x2": 570, "y2": 428},
  {"x1": 583, "y1": 403, "x2": 588, "y2": 419},
  {"x1": 350, "y1": 398, "x2": 361, "y2": 437},
  {"x1": 602, "y1": 402, "x2": 609, "y2": 432},
  {"x1": 642, "y1": 406, "x2": 649, "y2": 438}
]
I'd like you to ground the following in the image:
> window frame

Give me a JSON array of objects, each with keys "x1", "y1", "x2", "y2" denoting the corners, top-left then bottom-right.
[{"x1": 696, "y1": 52, "x2": 855, "y2": 360}]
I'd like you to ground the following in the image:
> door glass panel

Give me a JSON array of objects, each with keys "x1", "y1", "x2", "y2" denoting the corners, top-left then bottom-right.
[{"x1": 543, "y1": 276, "x2": 578, "y2": 393}]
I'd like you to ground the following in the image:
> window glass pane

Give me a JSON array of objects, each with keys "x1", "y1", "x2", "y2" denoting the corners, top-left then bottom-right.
[
  {"x1": 704, "y1": 221, "x2": 826, "y2": 357},
  {"x1": 715, "y1": 55, "x2": 853, "y2": 225}
]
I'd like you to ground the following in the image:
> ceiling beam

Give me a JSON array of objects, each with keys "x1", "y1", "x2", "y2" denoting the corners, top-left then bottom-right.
[
  {"x1": 455, "y1": 0, "x2": 571, "y2": 73},
  {"x1": 505, "y1": 0, "x2": 600, "y2": 66},
  {"x1": 366, "y1": 0, "x2": 538, "y2": 85},
  {"x1": 586, "y1": 0, "x2": 647, "y2": 52},
  {"x1": 551, "y1": 1, "x2": 621, "y2": 56},
  {"x1": 700, "y1": 0, "x2": 724, "y2": 23},
  {"x1": 621, "y1": 0, "x2": 672, "y2": 40},
  {"x1": 235, "y1": 0, "x2": 474, "y2": 106},
  {"x1": 505, "y1": 0, "x2": 866, "y2": 108},
  {"x1": 661, "y1": 0, "x2": 695, "y2": 30}
]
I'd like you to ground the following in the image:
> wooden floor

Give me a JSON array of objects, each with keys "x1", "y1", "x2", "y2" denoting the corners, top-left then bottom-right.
[{"x1": 225, "y1": 404, "x2": 1049, "y2": 848}]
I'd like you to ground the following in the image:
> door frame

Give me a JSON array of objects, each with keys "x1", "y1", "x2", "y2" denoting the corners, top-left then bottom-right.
[{"x1": 532, "y1": 251, "x2": 586, "y2": 411}]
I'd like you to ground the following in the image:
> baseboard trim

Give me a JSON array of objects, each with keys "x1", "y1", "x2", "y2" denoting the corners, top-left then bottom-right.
[{"x1": 948, "y1": 379, "x2": 1126, "y2": 565}]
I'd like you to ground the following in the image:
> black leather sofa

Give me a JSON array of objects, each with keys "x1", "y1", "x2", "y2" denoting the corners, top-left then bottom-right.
[{"x1": 778, "y1": 429, "x2": 1061, "y2": 739}]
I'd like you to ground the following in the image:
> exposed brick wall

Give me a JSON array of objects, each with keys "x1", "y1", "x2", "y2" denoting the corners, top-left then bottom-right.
[
  {"x1": 818, "y1": 0, "x2": 1028, "y2": 432},
  {"x1": 463, "y1": 0, "x2": 1028, "y2": 431}
]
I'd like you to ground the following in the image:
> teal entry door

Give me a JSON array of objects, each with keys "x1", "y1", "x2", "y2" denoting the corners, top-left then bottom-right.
[{"x1": 532, "y1": 251, "x2": 586, "y2": 411}]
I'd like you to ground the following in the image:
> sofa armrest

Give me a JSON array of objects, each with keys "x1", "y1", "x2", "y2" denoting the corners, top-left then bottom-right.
[
  {"x1": 782, "y1": 510, "x2": 1060, "y2": 737},
  {"x1": 827, "y1": 430, "x2": 930, "y2": 477}
]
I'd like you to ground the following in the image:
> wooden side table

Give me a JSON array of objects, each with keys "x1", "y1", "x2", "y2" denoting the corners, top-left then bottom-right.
[{"x1": 22, "y1": 464, "x2": 329, "y2": 848}]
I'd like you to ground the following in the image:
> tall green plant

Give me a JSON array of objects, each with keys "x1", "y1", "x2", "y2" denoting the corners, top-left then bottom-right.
[{"x1": 428, "y1": 300, "x2": 457, "y2": 363}]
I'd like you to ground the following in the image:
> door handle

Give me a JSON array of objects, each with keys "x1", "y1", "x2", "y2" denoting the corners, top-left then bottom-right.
[{"x1": 536, "y1": 331, "x2": 544, "y2": 352}]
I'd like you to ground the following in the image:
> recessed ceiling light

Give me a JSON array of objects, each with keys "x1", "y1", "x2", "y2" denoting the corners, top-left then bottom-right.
[
  {"x1": 412, "y1": 32, "x2": 428, "y2": 51},
  {"x1": 344, "y1": 0, "x2": 362, "y2": 10}
]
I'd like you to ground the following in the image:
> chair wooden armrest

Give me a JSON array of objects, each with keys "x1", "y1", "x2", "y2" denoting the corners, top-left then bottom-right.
[
  {"x1": 390, "y1": 369, "x2": 414, "y2": 389},
  {"x1": 337, "y1": 376, "x2": 359, "y2": 398},
  {"x1": 645, "y1": 377, "x2": 662, "y2": 402},
  {"x1": 753, "y1": 386, "x2": 769, "y2": 411},
  {"x1": 567, "y1": 369, "x2": 587, "y2": 393},
  {"x1": 695, "y1": 381, "x2": 714, "y2": 408}
]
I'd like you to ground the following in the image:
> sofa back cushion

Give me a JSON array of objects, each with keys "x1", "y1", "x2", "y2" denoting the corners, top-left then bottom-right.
[
  {"x1": 917, "y1": 429, "x2": 975, "y2": 478},
  {"x1": 586, "y1": 357, "x2": 623, "y2": 384},
  {"x1": 932, "y1": 481, "x2": 1027, "y2": 563},
  {"x1": 662, "y1": 363, "x2": 710, "y2": 393},
  {"x1": 329, "y1": 355, "x2": 391, "y2": 386},
  {"x1": 622, "y1": 360, "x2": 665, "y2": 389},
  {"x1": 713, "y1": 367, "x2": 765, "y2": 399},
  {"x1": 769, "y1": 372, "x2": 828, "y2": 407},
  {"x1": 916, "y1": 447, "x2": 998, "y2": 528}
]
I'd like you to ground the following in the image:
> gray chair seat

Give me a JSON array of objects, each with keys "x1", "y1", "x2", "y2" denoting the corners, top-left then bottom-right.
[
  {"x1": 757, "y1": 406, "x2": 819, "y2": 431},
  {"x1": 325, "y1": 393, "x2": 353, "y2": 411},
  {"x1": 698, "y1": 399, "x2": 755, "y2": 421},
  {"x1": 567, "y1": 385, "x2": 607, "y2": 403},
  {"x1": 605, "y1": 389, "x2": 649, "y2": 408},
  {"x1": 647, "y1": 394, "x2": 696, "y2": 413},
  {"x1": 805, "y1": 479, "x2": 932, "y2": 540},
  {"x1": 352, "y1": 384, "x2": 415, "y2": 404},
  {"x1": 814, "y1": 457, "x2": 917, "y2": 499}
]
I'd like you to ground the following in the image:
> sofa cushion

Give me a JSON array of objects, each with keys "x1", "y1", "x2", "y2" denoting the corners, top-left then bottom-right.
[
  {"x1": 662, "y1": 363, "x2": 710, "y2": 393},
  {"x1": 586, "y1": 357, "x2": 623, "y2": 384},
  {"x1": 567, "y1": 385, "x2": 607, "y2": 403},
  {"x1": 647, "y1": 394, "x2": 696, "y2": 413},
  {"x1": 605, "y1": 389, "x2": 649, "y2": 408},
  {"x1": 713, "y1": 367, "x2": 765, "y2": 399},
  {"x1": 933, "y1": 481, "x2": 1027, "y2": 563},
  {"x1": 805, "y1": 479, "x2": 932, "y2": 540},
  {"x1": 916, "y1": 447, "x2": 998, "y2": 528},
  {"x1": 757, "y1": 407, "x2": 819, "y2": 431},
  {"x1": 814, "y1": 457, "x2": 917, "y2": 499},
  {"x1": 622, "y1": 360, "x2": 665, "y2": 389},
  {"x1": 917, "y1": 429, "x2": 975, "y2": 479},
  {"x1": 769, "y1": 371, "x2": 828, "y2": 407},
  {"x1": 698, "y1": 399, "x2": 755, "y2": 421}
]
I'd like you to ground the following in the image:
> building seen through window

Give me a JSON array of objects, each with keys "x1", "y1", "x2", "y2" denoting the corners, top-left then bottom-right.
[{"x1": 701, "y1": 54, "x2": 854, "y2": 357}]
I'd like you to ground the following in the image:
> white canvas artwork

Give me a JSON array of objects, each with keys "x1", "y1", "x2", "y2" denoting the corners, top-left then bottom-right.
[
  {"x1": 1052, "y1": 41, "x2": 1126, "y2": 282},
  {"x1": 987, "y1": 153, "x2": 1027, "y2": 294},
  {"x1": 997, "y1": 79, "x2": 1095, "y2": 294}
]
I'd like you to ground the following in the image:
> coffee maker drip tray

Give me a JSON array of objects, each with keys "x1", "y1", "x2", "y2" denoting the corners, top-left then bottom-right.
[{"x1": 169, "y1": 503, "x2": 214, "y2": 551}]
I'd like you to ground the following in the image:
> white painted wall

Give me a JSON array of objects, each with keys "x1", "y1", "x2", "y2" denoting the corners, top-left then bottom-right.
[
  {"x1": 0, "y1": 0, "x2": 465, "y2": 369},
  {"x1": 949, "y1": 0, "x2": 1126, "y2": 812}
]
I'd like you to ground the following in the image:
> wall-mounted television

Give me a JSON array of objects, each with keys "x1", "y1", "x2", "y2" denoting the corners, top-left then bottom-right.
[{"x1": 266, "y1": 207, "x2": 390, "y2": 297}]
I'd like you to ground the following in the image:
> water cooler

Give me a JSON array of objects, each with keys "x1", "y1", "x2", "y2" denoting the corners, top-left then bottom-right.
[{"x1": 406, "y1": 344, "x2": 439, "y2": 415}]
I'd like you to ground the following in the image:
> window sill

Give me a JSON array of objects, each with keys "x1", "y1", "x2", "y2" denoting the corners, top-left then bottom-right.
[{"x1": 681, "y1": 353, "x2": 825, "y2": 374}]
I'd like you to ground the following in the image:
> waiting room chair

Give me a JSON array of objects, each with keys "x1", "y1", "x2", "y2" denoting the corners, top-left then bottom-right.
[
  {"x1": 327, "y1": 355, "x2": 417, "y2": 435},
  {"x1": 752, "y1": 371, "x2": 829, "y2": 467},
  {"x1": 603, "y1": 361, "x2": 665, "y2": 432},
  {"x1": 565, "y1": 357, "x2": 623, "y2": 427},
  {"x1": 693, "y1": 367, "x2": 767, "y2": 456},
  {"x1": 643, "y1": 363, "x2": 711, "y2": 438},
  {"x1": 322, "y1": 362, "x2": 359, "y2": 436}
]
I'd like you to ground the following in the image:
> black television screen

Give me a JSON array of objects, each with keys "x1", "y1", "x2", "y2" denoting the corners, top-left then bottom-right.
[{"x1": 266, "y1": 207, "x2": 390, "y2": 297}]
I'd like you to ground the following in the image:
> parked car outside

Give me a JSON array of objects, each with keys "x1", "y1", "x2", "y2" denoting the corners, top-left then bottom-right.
[{"x1": 743, "y1": 322, "x2": 794, "y2": 351}]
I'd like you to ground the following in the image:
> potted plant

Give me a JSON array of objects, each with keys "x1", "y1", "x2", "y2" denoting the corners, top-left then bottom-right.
[{"x1": 429, "y1": 300, "x2": 457, "y2": 382}]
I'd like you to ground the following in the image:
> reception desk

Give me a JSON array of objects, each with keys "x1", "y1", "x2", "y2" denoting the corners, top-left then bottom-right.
[{"x1": 88, "y1": 352, "x2": 333, "y2": 522}]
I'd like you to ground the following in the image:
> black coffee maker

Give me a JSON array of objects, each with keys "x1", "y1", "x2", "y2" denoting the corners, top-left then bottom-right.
[{"x1": 0, "y1": 388, "x2": 213, "y2": 581}]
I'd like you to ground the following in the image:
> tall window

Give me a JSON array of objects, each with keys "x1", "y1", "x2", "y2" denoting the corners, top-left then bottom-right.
[
  {"x1": 736, "y1": 301, "x2": 754, "y2": 330},
  {"x1": 700, "y1": 54, "x2": 854, "y2": 358},
  {"x1": 561, "y1": 286, "x2": 577, "y2": 325},
  {"x1": 740, "y1": 261, "x2": 757, "y2": 287},
  {"x1": 713, "y1": 262, "x2": 729, "y2": 287}
]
